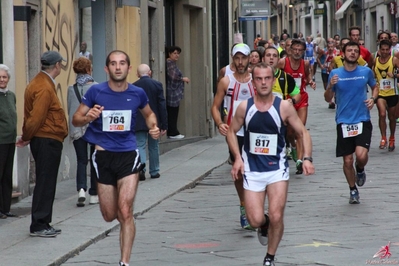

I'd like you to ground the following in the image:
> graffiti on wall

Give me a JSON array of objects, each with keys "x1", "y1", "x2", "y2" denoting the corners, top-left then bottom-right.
[{"x1": 44, "y1": 0, "x2": 79, "y2": 106}]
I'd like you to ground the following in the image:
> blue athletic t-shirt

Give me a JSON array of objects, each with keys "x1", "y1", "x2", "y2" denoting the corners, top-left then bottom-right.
[
  {"x1": 305, "y1": 42, "x2": 314, "y2": 58},
  {"x1": 328, "y1": 65, "x2": 376, "y2": 124},
  {"x1": 82, "y1": 82, "x2": 148, "y2": 152}
]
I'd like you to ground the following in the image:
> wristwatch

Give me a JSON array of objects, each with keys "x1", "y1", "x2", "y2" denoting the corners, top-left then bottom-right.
[
  {"x1": 370, "y1": 96, "x2": 376, "y2": 102},
  {"x1": 303, "y1": 157, "x2": 313, "y2": 163}
]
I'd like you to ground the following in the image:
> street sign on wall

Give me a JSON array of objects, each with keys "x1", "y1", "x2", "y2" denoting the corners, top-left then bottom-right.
[
  {"x1": 239, "y1": 0, "x2": 270, "y2": 21},
  {"x1": 314, "y1": 8, "x2": 325, "y2": 16}
]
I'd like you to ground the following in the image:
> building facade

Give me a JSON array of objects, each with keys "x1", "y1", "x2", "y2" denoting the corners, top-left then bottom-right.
[
  {"x1": 235, "y1": 0, "x2": 399, "y2": 51},
  {"x1": 3, "y1": 0, "x2": 220, "y2": 200}
]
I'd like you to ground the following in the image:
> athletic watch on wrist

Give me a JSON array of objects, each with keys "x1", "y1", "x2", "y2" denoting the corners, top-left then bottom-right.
[
  {"x1": 303, "y1": 157, "x2": 313, "y2": 163},
  {"x1": 370, "y1": 96, "x2": 375, "y2": 102}
]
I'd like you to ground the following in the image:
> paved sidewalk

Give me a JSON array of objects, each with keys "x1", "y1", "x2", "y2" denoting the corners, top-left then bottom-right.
[{"x1": 0, "y1": 135, "x2": 228, "y2": 266}]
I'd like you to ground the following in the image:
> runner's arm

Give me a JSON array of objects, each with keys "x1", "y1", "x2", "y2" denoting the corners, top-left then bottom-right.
[
  {"x1": 140, "y1": 104, "x2": 160, "y2": 139},
  {"x1": 286, "y1": 74, "x2": 301, "y2": 103},
  {"x1": 305, "y1": 60, "x2": 316, "y2": 89},
  {"x1": 226, "y1": 101, "x2": 247, "y2": 180},
  {"x1": 324, "y1": 73, "x2": 337, "y2": 103},
  {"x1": 281, "y1": 100, "x2": 314, "y2": 175},
  {"x1": 328, "y1": 57, "x2": 337, "y2": 73},
  {"x1": 211, "y1": 76, "x2": 229, "y2": 136},
  {"x1": 72, "y1": 103, "x2": 103, "y2": 127},
  {"x1": 277, "y1": 58, "x2": 285, "y2": 70}
]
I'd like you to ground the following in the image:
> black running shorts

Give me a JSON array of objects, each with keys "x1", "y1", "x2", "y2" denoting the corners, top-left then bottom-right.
[
  {"x1": 377, "y1": 95, "x2": 399, "y2": 108},
  {"x1": 92, "y1": 149, "x2": 142, "y2": 186},
  {"x1": 336, "y1": 121, "x2": 372, "y2": 157}
]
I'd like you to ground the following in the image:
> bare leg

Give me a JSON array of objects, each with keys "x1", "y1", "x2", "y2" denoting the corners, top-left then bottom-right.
[
  {"x1": 388, "y1": 106, "x2": 396, "y2": 138},
  {"x1": 117, "y1": 174, "x2": 139, "y2": 264},
  {"x1": 342, "y1": 154, "x2": 355, "y2": 187},
  {"x1": 296, "y1": 107, "x2": 308, "y2": 161},
  {"x1": 98, "y1": 174, "x2": 139, "y2": 264},
  {"x1": 354, "y1": 146, "x2": 368, "y2": 170},
  {"x1": 377, "y1": 99, "x2": 387, "y2": 141},
  {"x1": 244, "y1": 181, "x2": 288, "y2": 256},
  {"x1": 266, "y1": 181, "x2": 288, "y2": 255}
]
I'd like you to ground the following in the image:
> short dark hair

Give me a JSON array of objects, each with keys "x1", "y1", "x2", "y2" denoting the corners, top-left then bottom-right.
[
  {"x1": 349, "y1": 26, "x2": 361, "y2": 36},
  {"x1": 252, "y1": 62, "x2": 274, "y2": 79},
  {"x1": 264, "y1": 46, "x2": 280, "y2": 58},
  {"x1": 250, "y1": 49, "x2": 262, "y2": 61},
  {"x1": 342, "y1": 41, "x2": 360, "y2": 53},
  {"x1": 378, "y1": 30, "x2": 391, "y2": 40},
  {"x1": 291, "y1": 39, "x2": 306, "y2": 50},
  {"x1": 257, "y1": 40, "x2": 267, "y2": 47},
  {"x1": 340, "y1": 37, "x2": 350, "y2": 46},
  {"x1": 167, "y1": 46, "x2": 182, "y2": 57},
  {"x1": 105, "y1": 50, "x2": 131, "y2": 67},
  {"x1": 379, "y1": 39, "x2": 392, "y2": 48}
]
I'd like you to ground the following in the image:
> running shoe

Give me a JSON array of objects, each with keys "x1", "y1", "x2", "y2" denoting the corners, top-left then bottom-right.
[
  {"x1": 295, "y1": 160, "x2": 303, "y2": 174},
  {"x1": 379, "y1": 138, "x2": 387, "y2": 149},
  {"x1": 291, "y1": 148, "x2": 298, "y2": 162},
  {"x1": 349, "y1": 190, "x2": 360, "y2": 204},
  {"x1": 263, "y1": 257, "x2": 275, "y2": 266},
  {"x1": 356, "y1": 168, "x2": 366, "y2": 187},
  {"x1": 389, "y1": 137, "x2": 395, "y2": 152},
  {"x1": 240, "y1": 214, "x2": 255, "y2": 230},
  {"x1": 257, "y1": 214, "x2": 269, "y2": 246},
  {"x1": 286, "y1": 146, "x2": 292, "y2": 160},
  {"x1": 239, "y1": 206, "x2": 255, "y2": 230}
]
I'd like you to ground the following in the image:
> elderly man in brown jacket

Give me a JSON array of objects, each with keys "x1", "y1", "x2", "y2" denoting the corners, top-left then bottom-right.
[{"x1": 16, "y1": 51, "x2": 68, "y2": 238}]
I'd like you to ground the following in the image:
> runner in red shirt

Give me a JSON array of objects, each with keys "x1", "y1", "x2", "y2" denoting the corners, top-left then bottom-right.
[
  {"x1": 349, "y1": 26, "x2": 373, "y2": 67},
  {"x1": 277, "y1": 39, "x2": 316, "y2": 174}
]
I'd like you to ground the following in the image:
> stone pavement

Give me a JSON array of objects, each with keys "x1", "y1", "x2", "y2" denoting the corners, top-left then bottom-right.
[
  {"x1": 3, "y1": 77, "x2": 399, "y2": 266},
  {"x1": 0, "y1": 134, "x2": 227, "y2": 266}
]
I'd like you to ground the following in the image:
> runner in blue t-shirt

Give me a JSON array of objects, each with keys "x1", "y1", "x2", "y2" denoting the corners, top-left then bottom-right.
[
  {"x1": 324, "y1": 41, "x2": 378, "y2": 205},
  {"x1": 72, "y1": 50, "x2": 160, "y2": 266},
  {"x1": 305, "y1": 36, "x2": 315, "y2": 81}
]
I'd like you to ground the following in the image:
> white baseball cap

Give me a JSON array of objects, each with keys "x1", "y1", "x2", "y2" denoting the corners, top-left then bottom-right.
[{"x1": 231, "y1": 43, "x2": 251, "y2": 56}]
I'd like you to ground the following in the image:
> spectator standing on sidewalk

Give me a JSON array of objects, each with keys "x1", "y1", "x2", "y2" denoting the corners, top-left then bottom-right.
[
  {"x1": 72, "y1": 50, "x2": 160, "y2": 266},
  {"x1": 166, "y1": 46, "x2": 189, "y2": 139},
  {"x1": 79, "y1": 41, "x2": 93, "y2": 62},
  {"x1": 134, "y1": 64, "x2": 167, "y2": 181},
  {"x1": 325, "y1": 41, "x2": 378, "y2": 204},
  {"x1": 0, "y1": 64, "x2": 18, "y2": 219},
  {"x1": 67, "y1": 57, "x2": 99, "y2": 207},
  {"x1": 227, "y1": 63, "x2": 314, "y2": 266},
  {"x1": 16, "y1": 51, "x2": 68, "y2": 237}
]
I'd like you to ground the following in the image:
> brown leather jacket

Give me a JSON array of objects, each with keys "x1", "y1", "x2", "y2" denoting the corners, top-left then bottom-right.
[{"x1": 22, "y1": 71, "x2": 68, "y2": 142}]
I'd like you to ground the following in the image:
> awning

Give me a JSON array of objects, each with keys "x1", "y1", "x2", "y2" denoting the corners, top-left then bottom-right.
[
  {"x1": 335, "y1": 0, "x2": 354, "y2": 20},
  {"x1": 301, "y1": 13, "x2": 312, "y2": 19}
]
